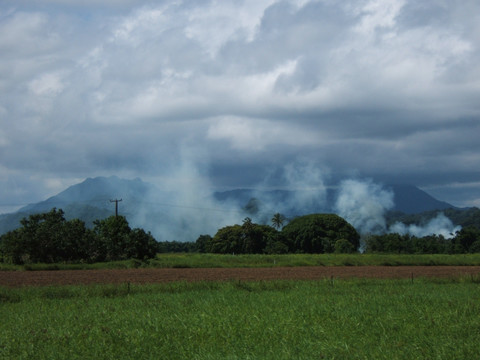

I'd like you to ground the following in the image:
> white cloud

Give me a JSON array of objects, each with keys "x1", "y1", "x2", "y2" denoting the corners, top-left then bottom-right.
[
  {"x1": 28, "y1": 71, "x2": 65, "y2": 96},
  {"x1": 353, "y1": 0, "x2": 406, "y2": 35},
  {"x1": 185, "y1": 0, "x2": 276, "y2": 55},
  {"x1": 207, "y1": 116, "x2": 320, "y2": 151},
  {"x1": 0, "y1": 11, "x2": 57, "y2": 52},
  {"x1": 0, "y1": 0, "x2": 479, "y2": 208},
  {"x1": 111, "y1": 5, "x2": 170, "y2": 44}
]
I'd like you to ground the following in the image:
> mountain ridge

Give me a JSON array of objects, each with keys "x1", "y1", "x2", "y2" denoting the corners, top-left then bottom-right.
[
  {"x1": 0, "y1": 176, "x2": 463, "y2": 239},
  {"x1": 18, "y1": 176, "x2": 157, "y2": 214},
  {"x1": 212, "y1": 184, "x2": 454, "y2": 215}
]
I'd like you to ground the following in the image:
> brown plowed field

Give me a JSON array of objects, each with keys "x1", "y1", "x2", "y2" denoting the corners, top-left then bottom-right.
[{"x1": 1, "y1": 266, "x2": 480, "y2": 287}]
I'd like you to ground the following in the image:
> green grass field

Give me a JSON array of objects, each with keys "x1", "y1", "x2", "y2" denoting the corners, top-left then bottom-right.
[
  {"x1": 1, "y1": 278, "x2": 479, "y2": 359},
  {"x1": 2, "y1": 253, "x2": 480, "y2": 271}
]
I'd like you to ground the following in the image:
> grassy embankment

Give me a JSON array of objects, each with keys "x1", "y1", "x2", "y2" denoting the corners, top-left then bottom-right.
[
  {"x1": 1, "y1": 278, "x2": 479, "y2": 359},
  {"x1": 1, "y1": 253, "x2": 480, "y2": 271}
]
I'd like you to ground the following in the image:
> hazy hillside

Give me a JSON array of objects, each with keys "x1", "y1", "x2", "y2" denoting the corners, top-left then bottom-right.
[
  {"x1": 387, "y1": 184, "x2": 453, "y2": 214},
  {"x1": 213, "y1": 184, "x2": 454, "y2": 215},
  {"x1": 0, "y1": 176, "x2": 157, "y2": 235},
  {"x1": 0, "y1": 176, "x2": 468, "y2": 241},
  {"x1": 386, "y1": 207, "x2": 480, "y2": 230},
  {"x1": 18, "y1": 176, "x2": 157, "y2": 214}
]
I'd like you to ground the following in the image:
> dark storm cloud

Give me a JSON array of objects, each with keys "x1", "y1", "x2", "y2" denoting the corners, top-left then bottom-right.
[{"x1": 0, "y1": 0, "x2": 479, "y2": 212}]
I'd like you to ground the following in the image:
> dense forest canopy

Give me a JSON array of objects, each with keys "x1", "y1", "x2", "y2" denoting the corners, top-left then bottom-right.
[
  {"x1": 195, "y1": 214, "x2": 361, "y2": 255},
  {"x1": 0, "y1": 209, "x2": 158, "y2": 264},
  {"x1": 1, "y1": 208, "x2": 480, "y2": 264},
  {"x1": 281, "y1": 214, "x2": 360, "y2": 254},
  {"x1": 364, "y1": 227, "x2": 480, "y2": 254}
]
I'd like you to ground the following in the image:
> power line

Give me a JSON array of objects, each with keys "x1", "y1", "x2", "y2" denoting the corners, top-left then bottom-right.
[
  {"x1": 140, "y1": 200, "x2": 246, "y2": 214},
  {"x1": 2, "y1": 198, "x2": 293, "y2": 218}
]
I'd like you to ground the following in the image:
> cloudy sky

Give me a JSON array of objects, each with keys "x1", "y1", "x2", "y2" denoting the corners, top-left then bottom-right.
[{"x1": 1, "y1": 0, "x2": 479, "y2": 213}]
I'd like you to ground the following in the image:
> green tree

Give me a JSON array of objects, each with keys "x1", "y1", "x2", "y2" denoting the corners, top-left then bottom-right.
[
  {"x1": 0, "y1": 208, "x2": 92, "y2": 264},
  {"x1": 195, "y1": 234, "x2": 212, "y2": 253},
  {"x1": 158, "y1": 241, "x2": 197, "y2": 253},
  {"x1": 93, "y1": 216, "x2": 132, "y2": 261},
  {"x1": 470, "y1": 240, "x2": 480, "y2": 253},
  {"x1": 243, "y1": 223, "x2": 277, "y2": 254},
  {"x1": 364, "y1": 232, "x2": 457, "y2": 254},
  {"x1": 210, "y1": 225, "x2": 244, "y2": 254},
  {"x1": 20, "y1": 208, "x2": 67, "y2": 263},
  {"x1": 0, "y1": 209, "x2": 158, "y2": 264},
  {"x1": 334, "y1": 238, "x2": 356, "y2": 253},
  {"x1": 271, "y1": 213, "x2": 286, "y2": 230},
  {"x1": 281, "y1": 214, "x2": 360, "y2": 253},
  {"x1": 127, "y1": 228, "x2": 158, "y2": 260},
  {"x1": 0, "y1": 228, "x2": 25, "y2": 264},
  {"x1": 61, "y1": 218, "x2": 90, "y2": 261},
  {"x1": 209, "y1": 220, "x2": 280, "y2": 254},
  {"x1": 453, "y1": 227, "x2": 480, "y2": 253},
  {"x1": 264, "y1": 232, "x2": 289, "y2": 254},
  {"x1": 92, "y1": 216, "x2": 158, "y2": 261}
]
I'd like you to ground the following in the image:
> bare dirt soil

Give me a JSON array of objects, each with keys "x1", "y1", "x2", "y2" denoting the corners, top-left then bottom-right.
[{"x1": 1, "y1": 266, "x2": 480, "y2": 287}]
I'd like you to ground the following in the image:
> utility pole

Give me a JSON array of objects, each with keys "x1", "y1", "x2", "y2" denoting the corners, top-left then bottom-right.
[{"x1": 110, "y1": 199, "x2": 122, "y2": 217}]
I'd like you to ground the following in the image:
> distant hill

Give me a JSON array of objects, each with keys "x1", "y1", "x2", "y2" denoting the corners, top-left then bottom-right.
[
  {"x1": 0, "y1": 176, "x2": 467, "y2": 239},
  {"x1": 0, "y1": 176, "x2": 159, "y2": 235},
  {"x1": 0, "y1": 176, "x2": 211, "y2": 241},
  {"x1": 387, "y1": 184, "x2": 453, "y2": 214},
  {"x1": 213, "y1": 184, "x2": 455, "y2": 215},
  {"x1": 386, "y1": 207, "x2": 480, "y2": 230},
  {"x1": 18, "y1": 176, "x2": 157, "y2": 214}
]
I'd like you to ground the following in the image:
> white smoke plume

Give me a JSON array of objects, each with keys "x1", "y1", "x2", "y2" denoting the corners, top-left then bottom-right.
[
  {"x1": 252, "y1": 160, "x2": 329, "y2": 222},
  {"x1": 334, "y1": 179, "x2": 394, "y2": 234},
  {"x1": 333, "y1": 179, "x2": 462, "y2": 239},
  {"x1": 133, "y1": 159, "x2": 330, "y2": 240},
  {"x1": 130, "y1": 156, "x2": 461, "y2": 242},
  {"x1": 131, "y1": 148, "x2": 245, "y2": 242},
  {"x1": 389, "y1": 213, "x2": 461, "y2": 239}
]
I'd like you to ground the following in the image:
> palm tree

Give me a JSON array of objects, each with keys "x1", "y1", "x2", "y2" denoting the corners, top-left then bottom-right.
[
  {"x1": 242, "y1": 217, "x2": 253, "y2": 229},
  {"x1": 271, "y1": 213, "x2": 286, "y2": 230}
]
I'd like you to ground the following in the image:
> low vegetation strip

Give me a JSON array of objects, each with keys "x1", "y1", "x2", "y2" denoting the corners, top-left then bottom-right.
[
  {"x1": 2, "y1": 253, "x2": 480, "y2": 272},
  {"x1": 1, "y1": 266, "x2": 480, "y2": 287}
]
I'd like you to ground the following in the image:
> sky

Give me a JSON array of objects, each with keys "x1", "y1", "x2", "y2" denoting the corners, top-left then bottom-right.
[{"x1": 1, "y1": 0, "x2": 480, "y2": 214}]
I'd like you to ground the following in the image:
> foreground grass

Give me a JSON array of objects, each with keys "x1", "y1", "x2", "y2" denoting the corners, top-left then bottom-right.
[
  {"x1": 2, "y1": 253, "x2": 480, "y2": 271},
  {"x1": 1, "y1": 278, "x2": 480, "y2": 359}
]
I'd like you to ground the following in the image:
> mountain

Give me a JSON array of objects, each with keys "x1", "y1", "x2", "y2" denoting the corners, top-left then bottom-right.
[
  {"x1": 213, "y1": 184, "x2": 455, "y2": 215},
  {"x1": 0, "y1": 176, "x2": 462, "y2": 239},
  {"x1": 0, "y1": 176, "x2": 160, "y2": 235},
  {"x1": 387, "y1": 184, "x2": 453, "y2": 214},
  {"x1": 386, "y1": 207, "x2": 480, "y2": 230},
  {"x1": 18, "y1": 176, "x2": 157, "y2": 214}
]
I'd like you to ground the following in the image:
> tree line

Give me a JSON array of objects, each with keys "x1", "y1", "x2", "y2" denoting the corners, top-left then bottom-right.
[
  {"x1": 364, "y1": 226, "x2": 480, "y2": 254},
  {"x1": 0, "y1": 208, "x2": 158, "y2": 264},
  {"x1": 1, "y1": 208, "x2": 479, "y2": 265},
  {"x1": 0, "y1": 210, "x2": 362, "y2": 264},
  {"x1": 194, "y1": 213, "x2": 360, "y2": 255}
]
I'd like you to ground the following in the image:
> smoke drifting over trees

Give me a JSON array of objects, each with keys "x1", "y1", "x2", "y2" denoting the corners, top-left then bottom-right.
[
  {"x1": 389, "y1": 214, "x2": 461, "y2": 239},
  {"x1": 128, "y1": 160, "x2": 462, "y2": 242},
  {"x1": 0, "y1": 159, "x2": 464, "y2": 244},
  {"x1": 334, "y1": 179, "x2": 394, "y2": 234}
]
